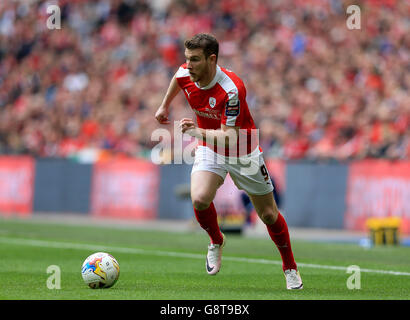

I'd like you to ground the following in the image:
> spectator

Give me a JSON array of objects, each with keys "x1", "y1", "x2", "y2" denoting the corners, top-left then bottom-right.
[{"x1": 0, "y1": 0, "x2": 408, "y2": 161}]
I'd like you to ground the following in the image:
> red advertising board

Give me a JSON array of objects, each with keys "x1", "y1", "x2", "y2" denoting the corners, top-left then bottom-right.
[
  {"x1": 345, "y1": 160, "x2": 410, "y2": 234},
  {"x1": 0, "y1": 156, "x2": 34, "y2": 216},
  {"x1": 91, "y1": 159, "x2": 159, "y2": 220}
]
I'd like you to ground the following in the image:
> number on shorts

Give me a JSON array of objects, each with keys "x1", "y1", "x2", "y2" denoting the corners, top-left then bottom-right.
[{"x1": 260, "y1": 164, "x2": 269, "y2": 181}]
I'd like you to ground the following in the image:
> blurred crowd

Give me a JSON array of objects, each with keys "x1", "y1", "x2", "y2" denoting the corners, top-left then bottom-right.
[{"x1": 0, "y1": 0, "x2": 408, "y2": 162}]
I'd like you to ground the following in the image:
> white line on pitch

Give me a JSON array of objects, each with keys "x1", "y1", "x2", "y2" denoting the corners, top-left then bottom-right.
[{"x1": 1, "y1": 237, "x2": 410, "y2": 277}]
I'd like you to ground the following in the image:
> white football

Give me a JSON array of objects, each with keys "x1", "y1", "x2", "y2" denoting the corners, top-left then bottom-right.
[{"x1": 81, "y1": 252, "x2": 120, "y2": 289}]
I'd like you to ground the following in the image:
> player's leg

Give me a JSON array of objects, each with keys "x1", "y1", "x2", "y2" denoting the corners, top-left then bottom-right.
[
  {"x1": 191, "y1": 170, "x2": 223, "y2": 210},
  {"x1": 191, "y1": 170, "x2": 226, "y2": 275},
  {"x1": 227, "y1": 149, "x2": 303, "y2": 288},
  {"x1": 247, "y1": 192, "x2": 296, "y2": 270},
  {"x1": 191, "y1": 170, "x2": 225, "y2": 245},
  {"x1": 247, "y1": 191, "x2": 302, "y2": 289}
]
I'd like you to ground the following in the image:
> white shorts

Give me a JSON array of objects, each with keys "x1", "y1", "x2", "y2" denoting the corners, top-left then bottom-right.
[{"x1": 191, "y1": 145, "x2": 274, "y2": 195}]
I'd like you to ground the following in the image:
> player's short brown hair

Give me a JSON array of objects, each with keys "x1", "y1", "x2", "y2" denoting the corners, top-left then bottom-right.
[{"x1": 184, "y1": 33, "x2": 219, "y2": 62}]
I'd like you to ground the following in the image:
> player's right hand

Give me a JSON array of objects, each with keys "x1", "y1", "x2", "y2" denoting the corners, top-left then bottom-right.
[{"x1": 155, "y1": 105, "x2": 170, "y2": 124}]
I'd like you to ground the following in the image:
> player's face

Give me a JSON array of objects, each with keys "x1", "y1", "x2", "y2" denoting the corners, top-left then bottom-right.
[{"x1": 185, "y1": 48, "x2": 213, "y2": 83}]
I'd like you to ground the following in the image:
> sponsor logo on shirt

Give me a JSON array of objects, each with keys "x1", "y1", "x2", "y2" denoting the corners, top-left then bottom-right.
[{"x1": 193, "y1": 108, "x2": 221, "y2": 120}]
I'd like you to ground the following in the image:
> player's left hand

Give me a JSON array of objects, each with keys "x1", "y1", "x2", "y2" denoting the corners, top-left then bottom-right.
[{"x1": 179, "y1": 118, "x2": 198, "y2": 136}]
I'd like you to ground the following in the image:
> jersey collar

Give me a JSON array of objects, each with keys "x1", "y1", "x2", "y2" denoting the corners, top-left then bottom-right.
[{"x1": 194, "y1": 65, "x2": 222, "y2": 90}]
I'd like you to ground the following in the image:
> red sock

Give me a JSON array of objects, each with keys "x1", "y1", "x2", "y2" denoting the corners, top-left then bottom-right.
[
  {"x1": 194, "y1": 202, "x2": 223, "y2": 245},
  {"x1": 266, "y1": 212, "x2": 297, "y2": 272}
]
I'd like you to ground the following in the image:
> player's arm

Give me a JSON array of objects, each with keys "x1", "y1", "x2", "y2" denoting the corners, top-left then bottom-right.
[
  {"x1": 179, "y1": 119, "x2": 239, "y2": 148},
  {"x1": 155, "y1": 74, "x2": 180, "y2": 124}
]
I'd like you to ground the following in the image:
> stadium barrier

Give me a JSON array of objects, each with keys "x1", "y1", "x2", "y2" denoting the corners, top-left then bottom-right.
[
  {"x1": 0, "y1": 156, "x2": 409, "y2": 235},
  {"x1": 33, "y1": 158, "x2": 92, "y2": 214},
  {"x1": 283, "y1": 162, "x2": 348, "y2": 229},
  {"x1": 158, "y1": 163, "x2": 192, "y2": 220}
]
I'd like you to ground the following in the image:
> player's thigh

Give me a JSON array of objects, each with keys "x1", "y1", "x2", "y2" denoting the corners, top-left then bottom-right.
[
  {"x1": 227, "y1": 150, "x2": 278, "y2": 223},
  {"x1": 228, "y1": 150, "x2": 274, "y2": 198},
  {"x1": 191, "y1": 170, "x2": 224, "y2": 209},
  {"x1": 247, "y1": 191, "x2": 279, "y2": 225}
]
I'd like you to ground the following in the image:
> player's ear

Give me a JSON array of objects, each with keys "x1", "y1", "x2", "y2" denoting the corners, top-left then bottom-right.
[{"x1": 208, "y1": 54, "x2": 217, "y2": 65}]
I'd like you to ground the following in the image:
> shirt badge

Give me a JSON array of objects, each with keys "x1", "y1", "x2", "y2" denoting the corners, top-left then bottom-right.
[{"x1": 209, "y1": 97, "x2": 216, "y2": 108}]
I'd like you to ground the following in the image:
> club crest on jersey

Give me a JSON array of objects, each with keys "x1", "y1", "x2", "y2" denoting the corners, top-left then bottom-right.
[{"x1": 209, "y1": 97, "x2": 216, "y2": 108}]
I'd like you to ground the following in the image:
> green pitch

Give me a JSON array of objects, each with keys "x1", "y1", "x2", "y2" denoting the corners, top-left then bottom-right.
[{"x1": 0, "y1": 217, "x2": 409, "y2": 300}]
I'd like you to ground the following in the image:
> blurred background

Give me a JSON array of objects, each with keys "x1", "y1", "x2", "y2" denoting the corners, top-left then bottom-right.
[{"x1": 0, "y1": 0, "x2": 409, "y2": 243}]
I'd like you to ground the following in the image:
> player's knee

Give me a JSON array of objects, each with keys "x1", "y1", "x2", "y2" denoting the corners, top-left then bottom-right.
[
  {"x1": 192, "y1": 196, "x2": 212, "y2": 211},
  {"x1": 259, "y1": 208, "x2": 278, "y2": 225}
]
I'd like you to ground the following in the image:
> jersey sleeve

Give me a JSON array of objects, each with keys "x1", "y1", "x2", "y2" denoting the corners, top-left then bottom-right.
[
  {"x1": 221, "y1": 85, "x2": 247, "y2": 127},
  {"x1": 175, "y1": 63, "x2": 190, "y2": 89}
]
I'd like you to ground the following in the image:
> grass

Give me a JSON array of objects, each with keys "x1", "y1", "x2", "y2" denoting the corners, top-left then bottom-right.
[{"x1": 0, "y1": 217, "x2": 409, "y2": 300}]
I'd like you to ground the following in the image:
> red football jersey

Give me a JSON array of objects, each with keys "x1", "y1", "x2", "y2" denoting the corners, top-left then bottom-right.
[{"x1": 175, "y1": 64, "x2": 259, "y2": 156}]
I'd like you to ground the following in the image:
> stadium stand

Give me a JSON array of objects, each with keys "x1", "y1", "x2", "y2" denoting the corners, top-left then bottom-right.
[{"x1": 0, "y1": 0, "x2": 408, "y2": 161}]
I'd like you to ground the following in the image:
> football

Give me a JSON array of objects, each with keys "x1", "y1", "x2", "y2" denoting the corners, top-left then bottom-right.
[{"x1": 81, "y1": 252, "x2": 120, "y2": 289}]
